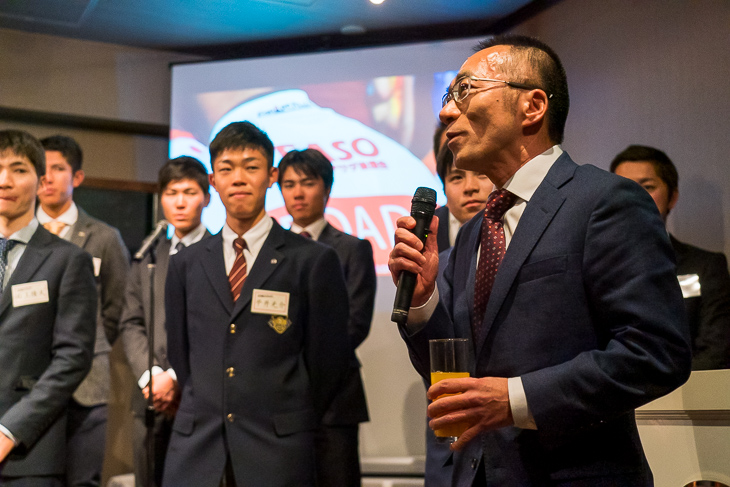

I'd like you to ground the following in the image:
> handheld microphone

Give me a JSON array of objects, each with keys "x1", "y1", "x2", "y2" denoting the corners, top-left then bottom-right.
[
  {"x1": 391, "y1": 187, "x2": 437, "y2": 325},
  {"x1": 134, "y1": 220, "x2": 168, "y2": 261}
]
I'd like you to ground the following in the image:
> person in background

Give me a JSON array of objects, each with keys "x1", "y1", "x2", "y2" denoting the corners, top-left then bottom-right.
[
  {"x1": 119, "y1": 156, "x2": 211, "y2": 487},
  {"x1": 611, "y1": 144, "x2": 730, "y2": 370},
  {"x1": 36, "y1": 135, "x2": 130, "y2": 487},
  {"x1": 388, "y1": 35, "x2": 691, "y2": 486},
  {"x1": 278, "y1": 148, "x2": 376, "y2": 487},
  {"x1": 0, "y1": 129, "x2": 96, "y2": 486},
  {"x1": 163, "y1": 122, "x2": 351, "y2": 487}
]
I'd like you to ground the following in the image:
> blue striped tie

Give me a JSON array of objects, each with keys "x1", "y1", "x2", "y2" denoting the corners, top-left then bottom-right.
[{"x1": 0, "y1": 238, "x2": 19, "y2": 295}]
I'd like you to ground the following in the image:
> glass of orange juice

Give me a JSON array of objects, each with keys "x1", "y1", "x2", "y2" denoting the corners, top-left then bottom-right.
[{"x1": 429, "y1": 338, "x2": 470, "y2": 443}]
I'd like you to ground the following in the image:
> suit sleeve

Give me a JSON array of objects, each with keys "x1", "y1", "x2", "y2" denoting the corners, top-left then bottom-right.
[
  {"x1": 98, "y1": 227, "x2": 130, "y2": 345},
  {"x1": 521, "y1": 180, "x2": 692, "y2": 438},
  {"x1": 344, "y1": 238, "x2": 377, "y2": 350},
  {"x1": 692, "y1": 252, "x2": 730, "y2": 369},
  {"x1": 119, "y1": 259, "x2": 152, "y2": 382},
  {"x1": 165, "y1": 253, "x2": 190, "y2": 390},
  {"x1": 305, "y1": 246, "x2": 350, "y2": 417},
  {"x1": 0, "y1": 250, "x2": 96, "y2": 449}
]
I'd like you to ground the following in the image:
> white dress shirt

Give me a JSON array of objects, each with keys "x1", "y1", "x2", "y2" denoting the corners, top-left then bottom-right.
[
  {"x1": 222, "y1": 215, "x2": 274, "y2": 275},
  {"x1": 36, "y1": 202, "x2": 78, "y2": 240},
  {"x1": 290, "y1": 217, "x2": 328, "y2": 241},
  {"x1": 407, "y1": 145, "x2": 563, "y2": 430}
]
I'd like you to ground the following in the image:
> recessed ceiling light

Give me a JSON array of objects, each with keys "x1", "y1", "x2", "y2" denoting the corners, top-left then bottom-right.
[
  {"x1": 370, "y1": 0, "x2": 385, "y2": 4},
  {"x1": 341, "y1": 24, "x2": 367, "y2": 35}
]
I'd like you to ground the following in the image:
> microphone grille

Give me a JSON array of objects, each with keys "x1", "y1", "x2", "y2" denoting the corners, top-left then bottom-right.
[{"x1": 411, "y1": 187, "x2": 437, "y2": 216}]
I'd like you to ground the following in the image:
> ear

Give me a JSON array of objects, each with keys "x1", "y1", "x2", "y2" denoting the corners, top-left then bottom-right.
[
  {"x1": 667, "y1": 188, "x2": 679, "y2": 213},
  {"x1": 203, "y1": 192, "x2": 211, "y2": 208},
  {"x1": 72, "y1": 169, "x2": 85, "y2": 188},
  {"x1": 268, "y1": 167, "x2": 279, "y2": 189},
  {"x1": 521, "y1": 89, "x2": 549, "y2": 130},
  {"x1": 208, "y1": 173, "x2": 216, "y2": 192}
]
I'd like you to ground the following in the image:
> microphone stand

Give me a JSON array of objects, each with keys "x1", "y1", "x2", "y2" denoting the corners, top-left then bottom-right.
[{"x1": 144, "y1": 240, "x2": 160, "y2": 487}]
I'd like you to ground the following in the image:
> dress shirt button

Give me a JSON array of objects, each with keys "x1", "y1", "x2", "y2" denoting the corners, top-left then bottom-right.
[
  {"x1": 229, "y1": 324, "x2": 236, "y2": 334},
  {"x1": 227, "y1": 413, "x2": 235, "y2": 422},
  {"x1": 226, "y1": 367, "x2": 235, "y2": 378}
]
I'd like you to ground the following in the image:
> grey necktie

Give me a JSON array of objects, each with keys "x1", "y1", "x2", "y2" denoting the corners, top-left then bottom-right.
[
  {"x1": 175, "y1": 242, "x2": 185, "y2": 254},
  {"x1": 0, "y1": 238, "x2": 19, "y2": 295}
]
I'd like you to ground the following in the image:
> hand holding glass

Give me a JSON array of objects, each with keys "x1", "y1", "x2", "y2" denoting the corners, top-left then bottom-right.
[{"x1": 429, "y1": 338, "x2": 470, "y2": 443}]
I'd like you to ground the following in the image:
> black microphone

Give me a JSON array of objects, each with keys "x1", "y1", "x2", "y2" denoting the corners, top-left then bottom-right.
[
  {"x1": 391, "y1": 187, "x2": 437, "y2": 325},
  {"x1": 134, "y1": 220, "x2": 168, "y2": 261}
]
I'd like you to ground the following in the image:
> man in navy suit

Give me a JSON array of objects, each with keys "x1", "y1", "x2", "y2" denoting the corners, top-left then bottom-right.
[
  {"x1": 163, "y1": 122, "x2": 351, "y2": 487},
  {"x1": 388, "y1": 35, "x2": 691, "y2": 486},
  {"x1": 0, "y1": 130, "x2": 96, "y2": 486},
  {"x1": 611, "y1": 144, "x2": 730, "y2": 370},
  {"x1": 278, "y1": 148, "x2": 376, "y2": 487}
]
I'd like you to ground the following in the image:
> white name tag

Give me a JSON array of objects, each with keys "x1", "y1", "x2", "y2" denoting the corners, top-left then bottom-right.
[
  {"x1": 92, "y1": 257, "x2": 102, "y2": 277},
  {"x1": 678, "y1": 274, "x2": 701, "y2": 298},
  {"x1": 12, "y1": 281, "x2": 50, "y2": 307},
  {"x1": 251, "y1": 289, "x2": 289, "y2": 316}
]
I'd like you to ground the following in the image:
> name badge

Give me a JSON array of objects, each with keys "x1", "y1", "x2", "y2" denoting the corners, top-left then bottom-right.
[
  {"x1": 93, "y1": 257, "x2": 102, "y2": 277},
  {"x1": 251, "y1": 289, "x2": 289, "y2": 316},
  {"x1": 678, "y1": 274, "x2": 701, "y2": 298},
  {"x1": 12, "y1": 281, "x2": 50, "y2": 307}
]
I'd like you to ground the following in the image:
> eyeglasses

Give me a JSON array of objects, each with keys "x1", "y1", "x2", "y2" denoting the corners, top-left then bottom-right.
[{"x1": 441, "y1": 75, "x2": 551, "y2": 108}]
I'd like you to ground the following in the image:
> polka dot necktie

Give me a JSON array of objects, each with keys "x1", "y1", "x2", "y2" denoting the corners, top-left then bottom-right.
[
  {"x1": 473, "y1": 189, "x2": 518, "y2": 340},
  {"x1": 229, "y1": 237, "x2": 247, "y2": 302},
  {"x1": 0, "y1": 238, "x2": 19, "y2": 295}
]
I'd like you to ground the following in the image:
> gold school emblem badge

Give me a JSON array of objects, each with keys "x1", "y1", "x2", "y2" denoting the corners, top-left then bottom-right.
[{"x1": 268, "y1": 315, "x2": 291, "y2": 334}]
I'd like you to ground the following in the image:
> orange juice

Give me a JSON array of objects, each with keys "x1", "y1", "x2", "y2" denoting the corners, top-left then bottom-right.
[{"x1": 430, "y1": 371, "x2": 470, "y2": 439}]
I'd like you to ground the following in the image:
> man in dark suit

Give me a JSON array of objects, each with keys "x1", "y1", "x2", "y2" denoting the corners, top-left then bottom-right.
[
  {"x1": 163, "y1": 122, "x2": 351, "y2": 487},
  {"x1": 119, "y1": 156, "x2": 211, "y2": 487},
  {"x1": 388, "y1": 35, "x2": 691, "y2": 486},
  {"x1": 611, "y1": 144, "x2": 730, "y2": 370},
  {"x1": 0, "y1": 129, "x2": 97, "y2": 486},
  {"x1": 36, "y1": 135, "x2": 130, "y2": 487},
  {"x1": 277, "y1": 148, "x2": 376, "y2": 487}
]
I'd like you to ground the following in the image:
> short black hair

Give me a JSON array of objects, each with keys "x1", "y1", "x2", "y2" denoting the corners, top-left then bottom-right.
[
  {"x1": 433, "y1": 122, "x2": 448, "y2": 156},
  {"x1": 610, "y1": 145, "x2": 679, "y2": 197},
  {"x1": 0, "y1": 130, "x2": 46, "y2": 177},
  {"x1": 435, "y1": 145, "x2": 454, "y2": 187},
  {"x1": 277, "y1": 148, "x2": 334, "y2": 195},
  {"x1": 40, "y1": 135, "x2": 83, "y2": 173},
  {"x1": 474, "y1": 34, "x2": 570, "y2": 145},
  {"x1": 209, "y1": 121, "x2": 274, "y2": 169},
  {"x1": 158, "y1": 156, "x2": 210, "y2": 195}
]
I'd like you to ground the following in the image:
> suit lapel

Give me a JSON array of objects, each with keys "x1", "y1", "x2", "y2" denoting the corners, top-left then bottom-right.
[
  {"x1": 202, "y1": 234, "x2": 234, "y2": 314},
  {"x1": 474, "y1": 154, "x2": 575, "y2": 356},
  {"x1": 230, "y1": 221, "x2": 286, "y2": 321},
  {"x1": 69, "y1": 208, "x2": 92, "y2": 248},
  {"x1": 317, "y1": 223, "x2": 340, "y2": 247},
  {"x1": 0, "y1": 228, "x2": 53, "y2": 317}
]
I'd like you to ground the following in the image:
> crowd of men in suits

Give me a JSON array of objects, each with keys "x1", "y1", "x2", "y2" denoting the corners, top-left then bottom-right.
[{"x1": 0, "y1": 32, "x2": 729, "y2": 487}]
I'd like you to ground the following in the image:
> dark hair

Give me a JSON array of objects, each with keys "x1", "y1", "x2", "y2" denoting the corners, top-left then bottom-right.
[
  {"x1": 474, "y1": 34, "x2": 569, "y2": 144},
  {"x1": 433, "y1": 122, "x2": 448, "y2": 156},
  {"x1": 435, "y1": 145, "x2": 454, "y2": 187},
  {"x1": 277, "y1": 148, "x2": 334, "y2": 195},
  {"x1": 610, "y1": 145, "x2": 678, "y2": 197},
  {"x1": 40, "y1": 135, "x2": 83, "y2": 173},
  {"x1": 159, "y1": 156, "x2": 210, "y2": 195},
  {"x1": 209, "y1": 121, "x2": 274, "y2": 169},
  {"x1": 0, "y1": 130, "x2": 46, "y2": 177}
]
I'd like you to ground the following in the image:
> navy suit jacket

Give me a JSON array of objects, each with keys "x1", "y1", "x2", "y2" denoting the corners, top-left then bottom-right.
[
  {"x1": 163, "y1": 220, "x2": 350, "y2": 487},
  {"x1": 0, "y1": 226, "x2": 96, "y2": 477},
  {"x1": 435, "y1": 205, "x2": 452, "y2": 254},
  {"x1": 671, "y1": 235, "x2": 730, "y2": 370},
  {"x1": 400, "y1": 153, "x2": 692, "y2": 486},
  {"x1": 317, "y1": 223, "x2": 375, "y2": 425}
]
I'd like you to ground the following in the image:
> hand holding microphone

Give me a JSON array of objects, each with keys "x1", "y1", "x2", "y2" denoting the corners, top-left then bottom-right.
[{"x1": 389, "y1": 187, "x2": 439, "y2": 325}]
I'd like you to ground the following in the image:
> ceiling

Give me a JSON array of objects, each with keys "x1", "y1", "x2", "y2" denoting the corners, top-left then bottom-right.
[{"x1": 0, "y1": 0, "x2": 559, "y2": 58}]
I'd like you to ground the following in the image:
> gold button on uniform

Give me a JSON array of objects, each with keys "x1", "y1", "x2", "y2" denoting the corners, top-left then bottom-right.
[
  {"x1": 226, "y1": 367, "x2": 235, "y2": 377},
  {"x1": 229, "y1": 324, "x2": 236, "y2": 333},
  {"x1": 227, "y1": 413, "x2": 235, "y2": 422}
]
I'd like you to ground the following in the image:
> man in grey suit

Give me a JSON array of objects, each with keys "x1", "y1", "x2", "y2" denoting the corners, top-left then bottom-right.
[
  {"x1": 37, "y1": 135, "x2": 130, "y2": 487},
  {"x1": 278, "y1": 148, "x2": 376, "y2": 487},
  {"x1": 0, "y1": 129, "x2": 97, "y2": 486},
  {"x1": 119, "y1": 156, "x2": 210, "y2": 487}
]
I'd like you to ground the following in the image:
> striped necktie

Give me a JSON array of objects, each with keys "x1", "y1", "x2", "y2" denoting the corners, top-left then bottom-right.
[
  {"x1": 0, "y1": 238, "x2": 19, "y2": 295},
  {"x1": 229, "y1": 237, "x2": 247, "y2": 302}
]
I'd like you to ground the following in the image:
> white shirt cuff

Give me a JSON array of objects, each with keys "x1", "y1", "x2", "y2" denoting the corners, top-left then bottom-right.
[
  {"x1": 0, "y1": 423, "x2": 18, "y2": 446},
  {"x1": 166, "y1": 368, "x2": 177, "y2": 382},
  {"x1": 138, "y1": 366, "x2": 165, "y2": 389},
  {"x1": 403, "y1": 285, "x2": 439, "y2": 335},
  {"x1": 508, "y1": 377, "x2": 537, "y2": 429}
]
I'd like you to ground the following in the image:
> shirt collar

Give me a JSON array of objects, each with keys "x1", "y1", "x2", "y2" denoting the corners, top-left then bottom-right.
[
  {"x1": 290, "y1": 217, "x2": 327, "y2": 241},
  {"x1": 222, "y1": 214, "x2": 273, "y2": 260},
  {"x1": 6, "y1": 218, "x2": 40, "y2": 244},
  {"x1": 171, "y1": 223, "x2": 207, "y2": 250},
  {"x1": 501, "y1": 145, "x2": 563, "y2": 203},
  {"x1": 36, "y1": 201, "x2": 78, "y2": 226}
]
